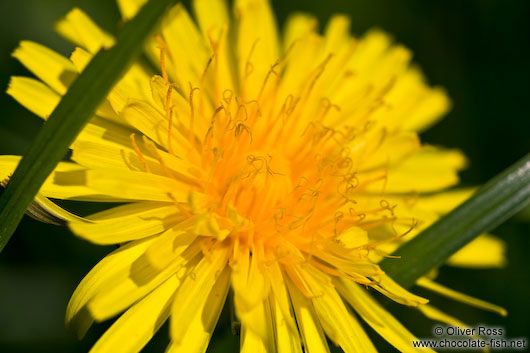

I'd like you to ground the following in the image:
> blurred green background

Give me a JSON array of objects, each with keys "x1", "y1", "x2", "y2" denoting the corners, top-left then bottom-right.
[{"x1": 0, "y1": 0, "x2": 529, "y2": 352}]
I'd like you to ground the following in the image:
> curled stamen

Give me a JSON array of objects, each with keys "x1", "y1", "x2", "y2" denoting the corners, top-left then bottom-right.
[
  {"x1": 319, "y1": 97, "x2": 341, "y2": 121},
  {"x1": 337, "y1": 157, "x2": 352, "y2": 170},
  {"x1": 204, "y1": 106, "x2": 228, "y2": 147},
  {"x1": 235, "y1": 104, "x2": 249, "y2": 123},
  {"x1": 234, "y1": 123, "x2": 253, "y2": 143},
  {"x1": 223, "y1": 89, "x2": 233, "y2": 105},
  {"x1": 244, "y1": 39, "x2": 260, "y2": 79},
  {"x1": 243, "y1": 100, "x2": 262, "y2": 119},
  {"x1": 246, "y1": 155, "x2": 265, "y2": 175},
  {"x1": 380, "y1": 199, "x2": 397, "y2": 216}
]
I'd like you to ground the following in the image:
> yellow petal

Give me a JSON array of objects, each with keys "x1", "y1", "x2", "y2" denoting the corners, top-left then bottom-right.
[
  {"x1": 232, "y1": 248, "x2": 271, "y2": 316},
  {"x1": 9, "y1": 50, "x2": 117, "y2": 123},
  {"x1": 336, "y1": 278, "x2": 434, "y2": 353},
  {"x1": 54, "y1": 8, "x2": 114, "y2": 53},
  {"x1": 160, "y1": 4, "x2": 212, "y2": 93},
  {"x1": 240, "y1": 298, "x2": 275, "y2": 353},
  {"x1": 0, "y1": 155, "x2": 125, "y2": 202},
  {"x1": 370, "y1": 67, "x2": 449, "y2": 133},
  {"x1": 286, "y1": 277, "x2": 330, "y2": 353},
  {"x1": 447, "y1": 234, "x2": 506, "y2": 268},
  {"x1": 235, "y1": 0, "x2": 280, "y2": 99},
  {"x1": 7, "y1": 76, "x2": 60, "y2": 119},
  {"x1": 32, "y1": 194, "x2": 86, "y2": 224},
  {"x1": 70, "y1": 47, "x2": 91, "y2": 71},
  {"x1": 75, "y1": 117, "x2": 136, "y2": 151},
  {"x1": 90, "y1": 275, "x2": 178, "y2": 353},
  {"x1": 417, "y1": 304, "x2": 468, "y2": 328},
  {"x1": 88, "y1": 237, "x2": 201, "y2": 322},
  {"x1": 358, "y1": 132, "x2": 421, "y2": 171},
  {"x1": 71, "y1": 139, "x2": 158, "y2": 173},
  {"x1": 66, "y1": 237, "x2": 156, "y2": 337},
  {"x1": 283, "y1": 13, "x2": 318, "y2": 51},
  {"x1": 416, "y1": 277, "x2": 507, "y2": 316},
  {"x1": 71, "y1": 138, "x2": 201, "y2": 186},
  {"x1": 192, "y1": 0, "x2": 235, "y2": 101},
  {"x1": 166, "y1": 267, "x2": 231, "y2": 353},
  {"x1": 70, "y1": 46, "x2": 153, "y2": 119},
  {"x1": 362, "y1": 146, "x2": 467, "y2": 193},
  {"x1": 402, "y1": 86, "x2": 451, "y2": 132},
  {"x1": 336, "y1": 226, "x2": 369, "y2": 248},
  {"x1": 69, "y1": 202, "x2": 183, "y2": 245},
  {"x1": 348, "y1": 30, "x2": 392, "y2": 75},
  {"x1": 372, "y1": 273, "x2": 428, "y2": 306},
  {"x1": 323, "y1": 15, "x2": 352, "y2": 54},
  {"x1": 267, "y1": 262, "x2": 299, "y2": 335},
  {"x1": 268, "y1": 266, "x2": 303, "y2": 353},
  {"x1": 116, "y1": 0, "x2": 148, "y2": 20},
  {"x1": 301, "y1": 266, "x2": 377, "y2": 353},
  {"x1": 192, "y1": 0, "x2": 229, "y2": 38},
  {"x1": 12, "y1": 41, "x2": 76, "y2": 94},
  {"x1": 80, "y1": 169, "x2": 201, "y2": 203},
  {"x1": 170, "y1": 246, "x2": 229, "y2": 342},
  {"x1": 120, "y1": 100, "x2": 173, "y2": 150},
  {"x1": 143, "y1": 224, "x2": 198, "y2": 270},
  {"x1": 413, "y1": 188, "x2": 476, "y2": 214}
]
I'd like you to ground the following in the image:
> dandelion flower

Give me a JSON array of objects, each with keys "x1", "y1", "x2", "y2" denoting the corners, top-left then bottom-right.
[{"x1": 2, "y1": 0, "x2": 507, "y2": 352}]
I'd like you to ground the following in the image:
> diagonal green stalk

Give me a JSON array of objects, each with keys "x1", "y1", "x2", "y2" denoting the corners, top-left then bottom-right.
[
  {"x1": 0, "y1": 0, "x2": 177, "y2": 252},
  {"x1": 380, "y1": 152, "x2": 530, "y2": 288}
]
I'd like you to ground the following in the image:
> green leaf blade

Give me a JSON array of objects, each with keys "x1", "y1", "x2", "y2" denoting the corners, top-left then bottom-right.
[
  {"x1": 0, "y1": 0, "x2": 177, "y2": 252},
  {"x1": 380, "y1": 152, "x2": 530, "y2": 288}
]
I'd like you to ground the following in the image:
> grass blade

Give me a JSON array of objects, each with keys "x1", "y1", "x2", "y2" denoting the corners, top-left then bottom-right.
[
  {"x1": 380, "y1": 152, "x2": 530, "y2": 288},
  {"x1": 0, "y1": 0, "x2": 177, "y2": 252}
]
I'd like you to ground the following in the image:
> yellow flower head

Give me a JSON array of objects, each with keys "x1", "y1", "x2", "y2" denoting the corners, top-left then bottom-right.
[{"x1": 2, "y1": 0, "x2": 507, "y2": 352}]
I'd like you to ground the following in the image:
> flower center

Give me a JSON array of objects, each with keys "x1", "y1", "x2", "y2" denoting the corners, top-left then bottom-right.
[{"x1": 200, "y1": 115, "x2": 357, "y2": 249}]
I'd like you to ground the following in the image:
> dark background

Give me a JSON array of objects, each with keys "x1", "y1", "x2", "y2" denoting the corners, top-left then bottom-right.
[{"x1": 0, "y1": 0, "x2": 529, "y2": 352}]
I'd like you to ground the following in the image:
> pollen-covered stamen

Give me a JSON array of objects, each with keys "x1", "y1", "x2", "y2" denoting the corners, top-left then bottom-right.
[
  {"x1": 304, "y1": 54, "x2": 334, "y2": 99},
  {"x1": 167, "y1": 192, "x2": 194, "y2": 218},
  {"x1": 156, "y1": 35, "x2": 170, "y2": 82},
  {"x1": 143, "y1": 136, "x2": 175, "y2": 180},
  {"x1": 165, "y1": 83, "x2": 178, "y2": 155},
  {"x1": 130, "y1": 133, "x2": 151, "y2": 173},
  {"x1": 201, "y1": 55, "x2": 214, "y2": 85},
  {"x1": 203, "y1": 105, "x2": 229, "y2": 150},
  {"x1": 318, "y1": 97, "x2": 342, "y2": 122},
  {"x1": 188, "y1": 84, "x2": 200, "y2": 147},
  {"x1": 257, "y1": 60, "x2": 280, "y2": 101}
]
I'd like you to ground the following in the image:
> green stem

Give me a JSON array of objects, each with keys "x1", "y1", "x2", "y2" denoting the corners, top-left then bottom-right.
[{"x1": 380, "y1": 152, "x2": 530, "y2": 288}]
